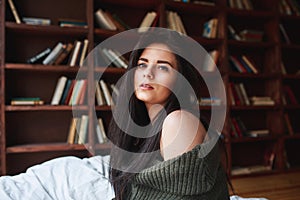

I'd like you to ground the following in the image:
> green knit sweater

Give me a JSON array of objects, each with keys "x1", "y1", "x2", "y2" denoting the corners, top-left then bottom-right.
[{"x1": 127, "y1": 141, "x2": 229, "y2": 200}]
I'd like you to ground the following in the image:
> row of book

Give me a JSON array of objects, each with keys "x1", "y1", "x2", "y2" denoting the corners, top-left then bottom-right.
[
  {"x1": 228, "y1": 0, "x2": 254, "y2": 10},
  {"x1": 97, "y1": 48, "x2": 128, "y2": 69},
  {"x1": 67, "y1": 116, "x2": 108, "y2": 144},
  {"x1": 27, "y1": 39, "x2": 89, "y2": 67},
  {"x1": 228, "y1": 25, "x2": 264, "y2": 42},
  {"x1": 95, "y1": 80, "x2": 119, "y2": 106},
  {"x1": 8, "y1": 0, "x2": 88, "y2": 27},
  {"x1": 229, "y1": 116, "x2": 270, "y2": 138},
  {"x1": 95, "y1": 8, "x2": 159, "y2": 33},
  {"x1": 279, "y1": 0, "x2": 300, "y2": 16},
  {"x1": 166, "y1": 11, "x2": 187, "y2": 35},
  {"x1": 228, "y1": 82, "x2": 275, "y2": 106},
  {"x1": 51, "y1": 77, "x2": 87, "y2": 106},
  {"x1": 229, "y1": 55, "x2": 259, "y2": 74}
]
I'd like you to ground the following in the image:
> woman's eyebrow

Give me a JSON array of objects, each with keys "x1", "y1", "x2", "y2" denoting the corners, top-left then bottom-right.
[
  {"x1": 138, "y1": 58, "x2": 148, "y2": 62},
  {"x1": 157, "y1": 60, "x2": 174, "y2": 68},
  {"x1": 138, "y1": 58, "x2": 174, "y2": 68}
]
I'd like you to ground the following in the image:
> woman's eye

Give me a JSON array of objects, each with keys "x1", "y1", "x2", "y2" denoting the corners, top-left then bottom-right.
[
  {"x1": 137, "y1": 63, "x2": 147, "y2": 68},
  {"x1": 158, "y1": 65, "x2": 169, "y2": 71}
]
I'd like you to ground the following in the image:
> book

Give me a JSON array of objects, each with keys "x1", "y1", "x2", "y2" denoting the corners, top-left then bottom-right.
[
  {"x1": 22, "y1": 17, "x2": 51, "y2": 25},
  {"x1": 64, "y1": 80, "x2": 76, "y2": 105},
  {"x1": 227, "y1": 83, "x2": 236, "y2": 106},
  {"x1": 42, "y1": 42, "x2": 65, "y2": 65},
  {"x1": 199, "y1": 97, "x2": 221, "y2": 106},
  {"x1": 101, "y1": 48, "x2": 126, "y2": 68},
  {"x1": 97, "y1": 118, "x2": 108, "y2": 143},
  {"x1": 107, "y1": 48, "x2": 128, "y2": 68},
  {"x1": 95, "y1": 81, "x2": 106, "y2": 106},
  {"x1": 283, "y1": 85, "x2": 298, "y2": 105},
  {"x1": 279, "y1": 24, "x2": 291, "y2": 44},
  {"x1": 51, "y1": 76, "x2": 68, "y2": 105},
  {"x1": 202, "y1": 50, "x2": 219, "y2": 72},
  {"x1": 231, "y1": 165, "x2": 271, "y2": 175},
  {"x1": 228, "y1": 25, "x2": 241, "y2": 41},
  {"x1": 284, "y1": 113, "x2": 294, "y2": 135},
  {"x1": 67, "y1": 118, "x2": 78, "y2": 144},
  {"x1": 246, "y1": 129, "x2": 270, "y2": 137},
  {"x1": 104, "y1": 11, "x2": 126, "y2": 31},
  {"x1": 79, "y1": 39, "x2": 89, "y2": 67},
  {"x1": 99, "y1": 80, "x2": 113, "y2": 106},
  {"x1": 11, "y1": 97, "x2": 44, "y2": 105},
  {"x1": 234, "y1": 83, "x2": 245, "y2": 105},
  {"x1": 202, "y1": 18, "x2": 218, "y2": 39},
  {"x1": 53, "y1": 42, "x2": 74, "y2": 65},
  {"x1": 137, "y1": 11, "x2": 157, "y2": 33},
  {"x1": 250, "y1": 96, "x2": 275, "y2": 106},
  {"x1": 27, "y1": 48, "x2": 51, "y2": 64},
  {"x1": 239, "y1": 29, "x2": 264, "y2": 42},
  {"x1": 78, "y1": 115, "x2": 88, "y2": 144},
  {"x1": 238, "y1": 83, "x2": 250, "y2": 106},
  {"x1": 68, "y1": 40, "x2": 82, "y2": 67},
  {"x1": 77, "y1": 80, "x2": 87, "y2": 105},
  {"x1": 111, "y1": 13, "x2": 131, "y2": 30},
  {"x1": 166, "y1": 11, "x2": 187, "y2": 35},
  {"x1": 94, "y1": 9, "x2": 117, "y2": 30},
  {"x1": 229, "y1": 55, "x2": 247, "y2": 73},
  {"x1": 7, "y1": 0, "x2": 21, "y2": 24},
  {"x1": 69, "y1": 80, "x2": 84, "y2": 105},
  {"x1": 58, "y1": 19, "x2": 87, "y2": 28},
  {"x1": 241, "y1": 0, "x2": 254, "y2": 10},
  {"x1": 59, "y1": 79, "x2": 72, "y2": 105},
  {"x1": 241, "y1": 55, "x2": 259, "y2": 74}
]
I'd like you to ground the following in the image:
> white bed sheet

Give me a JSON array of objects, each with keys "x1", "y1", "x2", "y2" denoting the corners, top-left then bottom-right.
[{"x1": 0, "y1": 155, "x2": 268, "y2": 200}]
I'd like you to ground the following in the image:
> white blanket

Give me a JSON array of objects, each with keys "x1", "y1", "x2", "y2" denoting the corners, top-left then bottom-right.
[
  {"x1": 0, "y1": 155, "x2": 268, "y2": 200},
  {"x1": 0, "y1": 156, "x2": 115, "y2": 200}
]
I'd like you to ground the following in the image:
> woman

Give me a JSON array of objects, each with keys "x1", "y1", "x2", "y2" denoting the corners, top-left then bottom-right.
[
  {"x1": 0, "y1": 29, "x2": 229, "y2": 200},
  {"x1": 108, "y1": 29, "x2": 230, "y2": 199}
]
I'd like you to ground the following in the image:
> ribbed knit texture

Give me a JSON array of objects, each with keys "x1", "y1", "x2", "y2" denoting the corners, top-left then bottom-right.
[{"x1": 127, "y1": 142, "x2": 229, "y2": 200}]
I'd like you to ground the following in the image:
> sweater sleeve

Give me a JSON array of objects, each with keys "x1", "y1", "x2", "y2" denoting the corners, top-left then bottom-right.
[{"x1": 128, "y1": 139, "x2": 229, "y2": 199}]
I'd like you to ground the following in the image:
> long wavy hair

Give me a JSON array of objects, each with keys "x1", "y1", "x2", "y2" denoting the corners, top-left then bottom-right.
[{"x1": 108, "y1": 30, "x2": 207, "y2": 200}]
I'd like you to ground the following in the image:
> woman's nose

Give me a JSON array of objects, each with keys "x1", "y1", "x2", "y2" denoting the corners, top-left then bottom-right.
[{"x1": 143, "y1": 66, "x2": 154, "y2": 79}]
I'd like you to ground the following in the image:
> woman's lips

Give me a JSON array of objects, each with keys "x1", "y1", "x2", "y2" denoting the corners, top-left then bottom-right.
[{"x1": 140, "y1": 83, "x2": 154, "y2": 90}]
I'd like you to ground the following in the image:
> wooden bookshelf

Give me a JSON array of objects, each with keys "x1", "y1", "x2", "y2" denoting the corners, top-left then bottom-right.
[{"x1": 0, "y1": 0, "x2": 300, "y2": 177}]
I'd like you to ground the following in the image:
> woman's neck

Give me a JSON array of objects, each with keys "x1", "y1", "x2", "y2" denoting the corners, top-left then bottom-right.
[{"x1": 145, "y1": 104, "x2": 165, "y2": 122}]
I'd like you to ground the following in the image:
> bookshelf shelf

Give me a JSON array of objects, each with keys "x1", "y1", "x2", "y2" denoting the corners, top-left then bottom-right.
[
  {"x1": 5, "y1": 22, "x2": 89, "y2": 36},
  {"x1": 230, "y1": 105, "x2": 280, "y2": 110},
  {"x1": 0, "y1": 0, "x2": 299, "y2": 178},
  {"x1": 230, "y1": 135, "x2": 278, "y2": 143},
  {"x1": 6, "y1": 143, "x2": 88, "y2": 153},
  {"x1": 5, "y1": 105, "x2": 88, "y2": 112},
  {"x1": 5, "y1": 63, "x2": 84, "y2": 72}
]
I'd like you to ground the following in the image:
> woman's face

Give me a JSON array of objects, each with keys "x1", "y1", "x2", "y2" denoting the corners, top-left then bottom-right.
[{"x1": 134, "y1": 43, "x2": 178, "y2": 108}]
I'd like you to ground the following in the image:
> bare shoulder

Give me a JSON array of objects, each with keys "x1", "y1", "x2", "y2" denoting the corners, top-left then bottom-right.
[{"x1": 160, "y1": 110, "x2": 206, "y2": 160}]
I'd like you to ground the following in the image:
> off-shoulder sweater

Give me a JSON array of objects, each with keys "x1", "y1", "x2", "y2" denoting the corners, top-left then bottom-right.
[{"x1": 127, "y1": 141, "x2": 230, "y2": 200}]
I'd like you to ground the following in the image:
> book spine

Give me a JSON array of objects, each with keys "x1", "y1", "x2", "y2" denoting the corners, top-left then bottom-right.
[
  {"x1": 79, "y1": 39, "x2": 89, "y2": 67},
  {"x1": 27, "y1": 48, "x2": 51, "y2": 64},
  {"x1": 100, "y1": 80, "x2": 113, "y2": 106},
  {"x1": 51, "y1": 76, "x2": 68, "y2": 105},
  {"x1": 42, "y1": 42, "x2": 64, "y2": 65},
  {"x1": 69, "y1": 41, "x2": 82, "y2": 67},
  {"x1": 8, "y1": 0, "x2": 21, "y2": 24}
]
